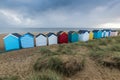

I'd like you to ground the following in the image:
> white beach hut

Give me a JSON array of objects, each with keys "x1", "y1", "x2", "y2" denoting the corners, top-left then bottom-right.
[
  {"x1": 78, "y1": 30, "x2": 89, "y2": 42},
  {"x1": 47, "y1": 33, "x2": 57, "y2": 45},
  {"x1": 36, "y1": 33, "x2": 47, "y2": 46},
  {"x1": 110, "y1": 30, "x2": 118, "y2": 37},
  {"x1": 115, "y1": 31, "x2": 118, "y2": 36},
  {"x1": 110, "y1": 31, "x2": 114, "y2": 37}
]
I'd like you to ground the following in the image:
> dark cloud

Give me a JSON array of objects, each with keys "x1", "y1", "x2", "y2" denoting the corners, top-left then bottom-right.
[
  {"x1": 0, "y1": 0, "x2": 120, "y2": 28},
  {"x1": 0, "y1": 0, "x2": 113, "y2": 13}
]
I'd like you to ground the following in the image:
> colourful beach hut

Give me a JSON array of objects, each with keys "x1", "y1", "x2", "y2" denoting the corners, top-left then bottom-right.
[
  {"x1": 110, "y1": 30, "x2": 118, "y2": 37},
  {"x1": 93, "y1": 30, "x2": 102, "y2": 39},
  {"x1": 57, "y1": 31, "x2": 68, "y2": 44},
  {"x1": 20, "y1": 33, "x2": 34, "y2": 48},
  {"x1": 115, "y1": 31, "x2": 119, "y2": 36},
  {"x1": 89, "y1": 31, "x2": 94, "y2": 40},
  {"x1": 36, "y1": 33, "x2": 47, "y2": 46},
  {"x1": 3, "y1": 33, "x2": 21, "y2": 51},
  {"x1": 102, "y1": 30, "x2": 107, "y2": 38},
  {"x1": 68, "y1": 31, "x2": 79, "y2": 43},
  {"x1": 47, "y1": 33, "x2": 57, "y2": 45},
  {"x1": 105, "y1": 29, "x2": 111, "y2": 37},
  {"x1": 78, "y1": 30, "x2": 89, "y2": 42},
  {"x1": 110, "y1": 30, "x2": 115, "y2": 37}
]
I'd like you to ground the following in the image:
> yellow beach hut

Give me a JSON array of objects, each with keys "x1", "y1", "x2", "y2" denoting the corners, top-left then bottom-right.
[{"x1": 89, "y1": 31, "x2": 93, "y2": 40}]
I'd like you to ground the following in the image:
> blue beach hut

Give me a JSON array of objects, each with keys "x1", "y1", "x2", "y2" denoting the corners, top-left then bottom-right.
[
  {"x1": 20, "y1": 33, "x2": 34, "y2": 48},
  {"x1": 68, "y1": 31, "x2": 79, "y2": 43},
  {"x1": 102, "y1": 30, "x2": 106, "y2": 38},
  {"x1": 93, "y1": 30, "x2": 102, "y2": 39},
  {"x1": 105, "y1": 29, "x2": 111, "y2": 37},
  {"x1": 3, "y1": 33, "x2": 21, "y2": 51}
]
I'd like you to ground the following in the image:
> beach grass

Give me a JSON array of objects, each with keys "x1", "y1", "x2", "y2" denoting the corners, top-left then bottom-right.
[{"x1": 0, "y1": 34, "x2": 120, "y2": 80}]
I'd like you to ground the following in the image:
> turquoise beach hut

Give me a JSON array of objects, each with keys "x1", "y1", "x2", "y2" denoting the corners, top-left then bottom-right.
[
  {"x1": 93, "y1": 30, "x2": 102, "y2": 39},
  {"x1": 20, "y1": 33, "x2": 34, "y2": 48},
  {"x1": 3, "y1": 33, "x2": 21, "y2": 51},
  {"x1": 68, "y1": 31, "x2": 79, "y2": 43}
]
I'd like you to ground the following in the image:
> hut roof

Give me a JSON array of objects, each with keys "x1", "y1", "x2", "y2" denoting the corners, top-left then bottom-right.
[
  {"x1": 12, "y1": 33, "x2": 21, "y2": 38},
  {"x1": 103, "y1": 29, "x2": 111, "y2": 31},
  {"x1": 24, "y1": 32, "x2": 34, "y2": 37},
  {"x1": 68, "y1": 31, "x2": 74, "y2": 34},
  {"x1": 47, "y1": 32, "x2": 57, "y2": 37},
  {"x1": 93, "y1": 30, "x2": 100, "y2": 32},
  {"x1": 57, "y1": 31, "x2": 63, "y2": 36},
  {"x1": 3, "y1": 33, "x2": 21, "y2": 39},
  {"x1": 101, "y1": 30, "x2": 107, "y2": 32},
  {"x1": 111, "y1": 30, "x2": 117, "y2": 32},
  {"x1": 78, "y1": 30, "x2": 88, "y2": 33},
  {"x1": 88, "y1": 31, "x2": 93, "y2": 33},
  {"x1": 36, "y1": 33, "x2": 46, "y2": 38}
]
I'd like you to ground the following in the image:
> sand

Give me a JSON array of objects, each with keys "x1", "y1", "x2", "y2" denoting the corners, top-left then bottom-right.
[{"x1": 0, "y1": 34, "x2": 7, "y2": 51}]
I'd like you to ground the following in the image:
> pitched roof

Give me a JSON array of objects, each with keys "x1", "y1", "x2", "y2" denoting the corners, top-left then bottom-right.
[
  {"x1": 103, "y1": 29, "x2": 111, "y2": 32},
  {"x1": 24, "y1": 32, "x2": 34, "y2": 37},
  {"x1": 12, "y1": 33, "x2": 21, "y2": 38},
  {"x1": 88, "y1": 31, "x2": 93, "y2": 33},
  {"x1": 93, "y1": 30, "x2": 99, "y2": 32},
  {"x1": 36, "y1": 33, "x2": 46, "y2": 38},
  {"x1": 78, "y1": 30, "x2": 88, "y2": 33},
  {"x1": 68, "y1": 31, "x2": 74, "y2": 34},
  {"x1": 3, "y1": 33, "x2": 21, "y2": 39},
  {"x1": 47, "y1": 32, "x2": 57, "y2": 37},
  {"x1": 57, "y1": 31, "x2": 63, "y2": 36},
  {"x1": 57, "y1": 31, "x2": 68, "y2": 36},
  {"x1": 101, "y1": 30, "x2": 106, "y2": 32},
  {"x1": 111, "y1": 30, "x2": 117, "y2": 32}
]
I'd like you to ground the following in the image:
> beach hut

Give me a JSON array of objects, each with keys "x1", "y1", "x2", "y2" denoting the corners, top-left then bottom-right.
[
  {"x1": 114, "y1": 31, "x2": 118, "y2": 36},
  {"x1": 89, "y1": 31, "x2": 94, "y2": 40},
  {"x1": 78, "y1": 30, "x2": 89, "y2": 42},
  {"x1": 3, "y1": 33, "x2": 21, "y2": 51},
  {"x1": 105, "y1": 30, "x2": 111, "y2": 37},
  {"x1": 110, "y1": 30, "x2": 115, "y2": 37},
  {"x1": 110, "y1": 31, "x2": 113, "y2": 37},
  {"x1": 47, "y1": 33, "x2": 57, "y2": 45},
  {"x1": 57, "y1": 31, "x2": 68, "y2": 44},
  {"x1": 36, "y1": 33, "x2": 47, "y2": 46},
  {"x1": 20, "y1": 33, "x2": 34, "y2": 48},
  {"x1": 93, "y1": 30, "x2": 102, "y2": 39},
  {"x1": 110, "y1": 30, "x2": 118, "y2": 37},
  {"x1": 102, "y1": 30, "x2": 107, "y2": 38},
  {"x1": 68, "y1": 31, "x2": 79, "y2": 43}
]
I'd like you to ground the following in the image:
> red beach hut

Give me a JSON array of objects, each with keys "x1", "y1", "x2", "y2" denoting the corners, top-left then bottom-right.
[{"x1": 57, "y1": 31, "x2": 68, "y2": 44}]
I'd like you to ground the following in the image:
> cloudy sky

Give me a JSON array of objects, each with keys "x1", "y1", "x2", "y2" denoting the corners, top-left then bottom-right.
[{"x1": 0, "y1": 0, "x2": 120, "y2": 28}]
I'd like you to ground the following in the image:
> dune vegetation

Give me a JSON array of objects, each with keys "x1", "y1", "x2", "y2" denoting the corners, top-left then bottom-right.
[{"x1": 0, "y1": 36, "x2": 120, "y2": 80}]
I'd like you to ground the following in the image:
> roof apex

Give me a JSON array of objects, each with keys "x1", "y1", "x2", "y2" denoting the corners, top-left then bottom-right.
[
  {"x1": 36, "y1": 33, "x2": 46, "y2": 37},
  {"x1": 24, "y1": 32, "x2": 34, "y2": 36}
]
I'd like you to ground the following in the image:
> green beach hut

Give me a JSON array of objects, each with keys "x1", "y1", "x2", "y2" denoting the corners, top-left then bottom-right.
[{"x1": 68, "y1": 31, "x2": 79, "y2": 43}]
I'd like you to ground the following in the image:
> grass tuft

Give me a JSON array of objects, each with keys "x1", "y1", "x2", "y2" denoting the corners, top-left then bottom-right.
[
  {"x1": 33, "y1": 55, "x2": 84, "y2": 77},
  {"x1": 30, "y1": 70, "x2": 62, "y2": 80}
]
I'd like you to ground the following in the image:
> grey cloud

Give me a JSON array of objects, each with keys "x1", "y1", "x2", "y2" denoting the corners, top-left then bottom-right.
[{"x1": 0, "y1": 0, "x2": 120, "y2": 28}]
